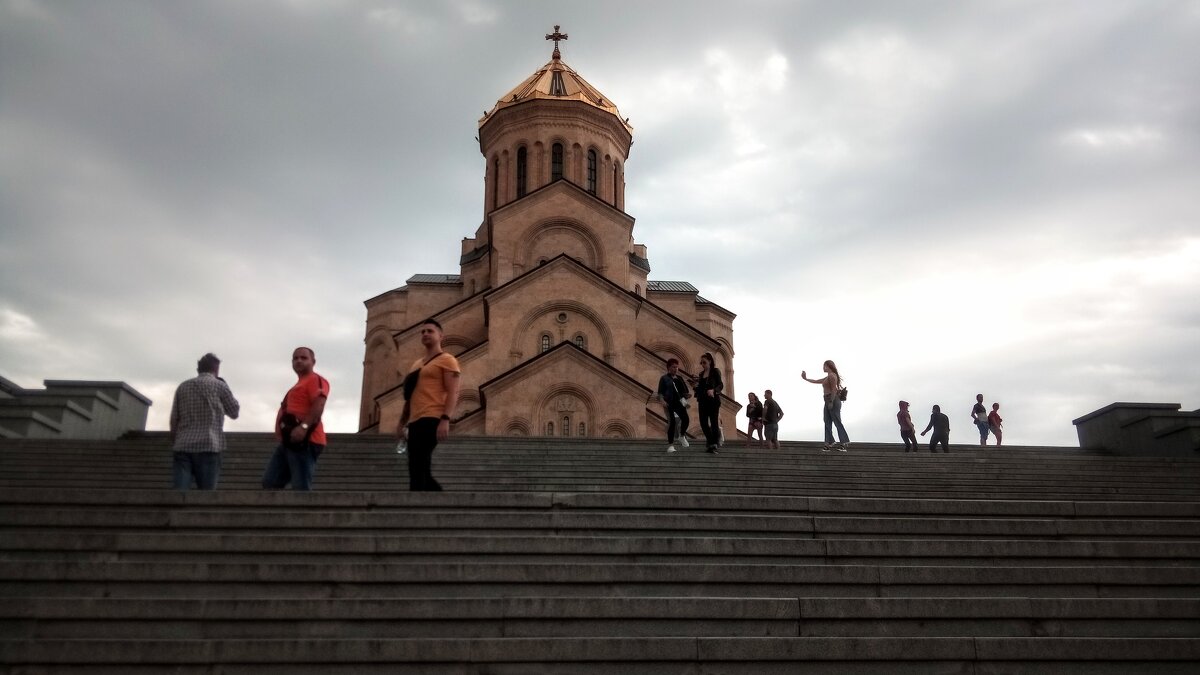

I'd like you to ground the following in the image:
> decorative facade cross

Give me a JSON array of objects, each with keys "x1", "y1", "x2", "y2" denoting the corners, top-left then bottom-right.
[{"x1": 545, "y1": 24, "x2": 568, "y2": 59}]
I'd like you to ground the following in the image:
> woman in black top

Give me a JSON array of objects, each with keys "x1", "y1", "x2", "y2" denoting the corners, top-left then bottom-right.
[
  {"x1": 692, "y1": 352, "x2": 724, "y2": 453},
  {"x1": 745, "y1": 392, "x2": 764, "y2": 447}
]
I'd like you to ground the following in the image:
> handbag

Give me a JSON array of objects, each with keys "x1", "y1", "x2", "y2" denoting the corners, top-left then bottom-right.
[
  {"x1": 278, "y1": 411, "x2": 311, "y2": 450},
  {"x1": 837, "y1": 387, "x2": 848, "y2": 402},
  {"x1": 403, "y1": 352, "x2": 445, "y2": 400}
]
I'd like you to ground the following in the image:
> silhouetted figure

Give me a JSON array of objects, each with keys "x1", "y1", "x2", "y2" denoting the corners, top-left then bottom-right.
[
  {"x1": 897, "y1": 400, "x2": 917, "y2": 452},
  {"x1": 988, "y1": 402, "x2": 1004, "y2": 447},
  {"x1": 972, "y1": 393, "x2": 990, "y2": 446},
  {"x1": 745, "y1": 392, "x2": 764, "y2": 447},
  {"x1": 921, "y1": 404, "x2": 951, "y2": 453},
  {"x1": 762, "y1": 389, "x2": 784, "y2": 450}
]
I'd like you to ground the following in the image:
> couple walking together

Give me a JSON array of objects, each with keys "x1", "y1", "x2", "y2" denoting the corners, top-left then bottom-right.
[{"x1": 657, "y1": 352, "x2": 724, "y2": 454}]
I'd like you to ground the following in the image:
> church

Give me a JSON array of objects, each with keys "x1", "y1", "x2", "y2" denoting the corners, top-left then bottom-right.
[{"x1": 358, "y1": 28, "x2": 739, "y2": 440}]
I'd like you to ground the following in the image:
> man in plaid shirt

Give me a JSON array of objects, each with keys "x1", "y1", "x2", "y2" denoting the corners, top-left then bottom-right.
[{"x1": 169, "y1": 353, "x2": 240, "y2": 490}]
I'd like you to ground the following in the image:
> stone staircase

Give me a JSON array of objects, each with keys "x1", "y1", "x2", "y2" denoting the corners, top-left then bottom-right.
[{"x1": 1, "y1": 433, "x2": 1198, "y2": 673}]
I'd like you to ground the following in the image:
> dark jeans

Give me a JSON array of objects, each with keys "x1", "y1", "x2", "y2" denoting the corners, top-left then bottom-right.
[
  {"x1": 173, "y1": 452, "x2": 221, "y2": 490},
  {"x1": 823, "y1": 398, "x2": 849, "y2": 444},
  {"x1": 697, "y1": 401, "x2": 720, "y2": 449},
  {"x1": 262, "y1": 441, "x2": 323, "y2": 491},
  {"x1": 407, "y1": 417, "x2": 442, "y2": 492},
  {"x1": 667, "y1": 401, "x2": 690, "y2": 443},
  {"x1": 930, "y1": 433, "x2": 950, "y2": 453},
  {"x1": 900, "y1": 430, "x2": 918, "y2": 452}
]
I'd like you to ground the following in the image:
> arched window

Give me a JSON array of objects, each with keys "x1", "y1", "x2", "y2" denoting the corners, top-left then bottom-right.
[
  {"x1": 578, "y1": 422, "x2": 586, "y2": 437},
  {"x1": 586, "y1": 149, "x2": 597, "y2": 194},
  {"x1": 574, "y1": 335, "x2": 585, "y2": 350},
  {"x1": 516, "y1": 147, "x2": 527, "y2": 198},
  {"x1": 551, "y1": 143, "x2": 563, "y2": 182},
  {"x1": 546, "y1": 421, "x2": 554, "y2": 436},
  {"x1": 492, "y1": 157, "x2": 500, "y2": 209},
  {"x1": 613, "y1": 163, "x2": 619, "y2": 205},
  {"x1": 540, "y1": 335, "x2": 551, "y2": 353},
  {"x1": 634, "y1": 284, "x2": 641, "y2": 296},
  {"x1": 562, "y1": 416, "x2": 571, "y2": 436}
]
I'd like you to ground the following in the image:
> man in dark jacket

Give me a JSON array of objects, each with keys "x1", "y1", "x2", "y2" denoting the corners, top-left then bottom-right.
[
  {"x1": 921, "y1": 404, "x2": 951, "y2": 453},
  {"x1": 656, "y1": 358, "x2": 691, "y2": 454}
]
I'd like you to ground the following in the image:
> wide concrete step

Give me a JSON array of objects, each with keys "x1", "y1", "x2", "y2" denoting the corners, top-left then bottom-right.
[
  {"x1": 3, "y1": 561, "x2": 1197, "y2": 599},
  {"x1": 5, "y1": 487, "x2": 1198, "y2": 517},
  {"x1": 2, "y1": 636, "x2": 1199, "y2": 673},
  {"x1": 5, "y1": 533, "x2": 1199, "y2": 568},
  {"x1": 6, "y1": 505, "x2": 1200, "y2": 536},
  {"x1": 4, "y1": 434, "x2": 1199, "y2": 502},
  {"x1": 3, "y1": 597, "x2": 1197, "y2": 640}
]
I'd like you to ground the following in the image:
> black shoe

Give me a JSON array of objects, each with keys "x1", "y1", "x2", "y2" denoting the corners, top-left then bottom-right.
[{"x1": 707, "y1": 446, "x2": 718, "y2": 454}]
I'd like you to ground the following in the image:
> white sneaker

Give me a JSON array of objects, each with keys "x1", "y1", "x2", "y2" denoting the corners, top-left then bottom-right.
[
  {"x1": 679, "y1": 436, "x2": 690, "y2": 448},
  {"x1": 837, "y1": 442, "x2": 849, "y2": 452},
  {"x1": 666, "y1": 444, "x2": 677, "y2": 453}
]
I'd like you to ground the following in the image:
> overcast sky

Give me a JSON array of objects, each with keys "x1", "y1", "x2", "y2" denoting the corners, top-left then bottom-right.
[{"x1": 2, "y1": 0, "x2": 1197, "y2": 447}]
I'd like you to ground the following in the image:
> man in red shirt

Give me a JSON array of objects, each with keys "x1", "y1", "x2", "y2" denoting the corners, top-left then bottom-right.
[{"x1": 262, "y1": 346, "x2": 330, "y2": 491}]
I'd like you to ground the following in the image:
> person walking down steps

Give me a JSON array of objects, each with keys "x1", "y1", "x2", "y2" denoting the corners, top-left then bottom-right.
[{"x1": 657, "y1": 358, "x2": 692, "y2": 454}]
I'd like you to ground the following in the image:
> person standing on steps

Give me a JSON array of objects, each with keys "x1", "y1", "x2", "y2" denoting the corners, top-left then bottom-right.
[
  {"x1": 169, "y1": 353, "x2": 240, "y2": 490},
  {"x1": 921, "y1": 404, "x2": 951, "y2": 453},
  {"x1": 745, "y1": 392, "x2": 765, "y2": 447},
  {"x1": 656, "y1": 357, "x2": 692, "y2": 454},
  {"x1": 262, "y1": 347, "x2": 329, "y2": 491},
  {"x1": 762, "y1": 390, "x2": 784, "y2": 450},
  {"x1": 398, "y1": 318, "x2": 461, "y2": 491},
  {"x1": 972, "y1": 393, "x2": 990, "y2": 446},
  {"x1": 802, "y1": 360, "x2": 850, "y2": 452},
  {"x1": 988, "y1": 402, "x2": 1004, "y2": 447},
  {"x1": 691, "y1": 352, "x2": 724, "y2": 454},
  {"x1": 897, "y1": 400, "x2": 918, "y2": 452}
]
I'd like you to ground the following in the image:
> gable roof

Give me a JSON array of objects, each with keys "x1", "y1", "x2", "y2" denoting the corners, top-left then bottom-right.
[{"x1": 478, "y1": 341, "x2": 650, "y2": 397}]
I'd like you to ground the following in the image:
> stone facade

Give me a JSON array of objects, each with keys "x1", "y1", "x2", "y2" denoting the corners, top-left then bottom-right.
[{"x1": 359, "y1": 41, "x2": 738, "y2": 439}]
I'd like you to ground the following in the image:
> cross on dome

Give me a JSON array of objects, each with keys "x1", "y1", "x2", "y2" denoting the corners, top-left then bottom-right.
[{"x1": 545, "y1": 24, "x2": 568, "y2": 59}]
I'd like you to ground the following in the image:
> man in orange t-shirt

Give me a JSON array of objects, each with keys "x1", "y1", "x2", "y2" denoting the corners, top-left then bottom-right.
[
  {"x1": 398, "y1": 319, "x2": 460, "y2": 491},
  {"x1": 262, "y1": 346, "x2": 330, "y2": 491}
]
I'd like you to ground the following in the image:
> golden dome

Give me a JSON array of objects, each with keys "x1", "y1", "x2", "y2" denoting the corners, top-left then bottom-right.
[{"x1": 479, "y1": 49, "x2": 632, "y2": 133}]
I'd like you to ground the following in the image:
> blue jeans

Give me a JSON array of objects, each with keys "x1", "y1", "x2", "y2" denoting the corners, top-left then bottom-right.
[
  {"x1": 976, "y1": 420, "x2": 990, "y2": 442},
  {"x1": 173, "y1": 452, "x2": 221, "y2": 490},
  {"x1": 823, "y1": 398, "x2": 849, "y2": 444},
  {"x1": 262, "y1": 442, "x2": 323, "y2": 491}
]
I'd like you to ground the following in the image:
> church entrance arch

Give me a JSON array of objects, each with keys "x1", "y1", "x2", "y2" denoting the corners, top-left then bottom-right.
[{"x1": 537, "y1": 384, "x2": 595, "y2": 439}]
